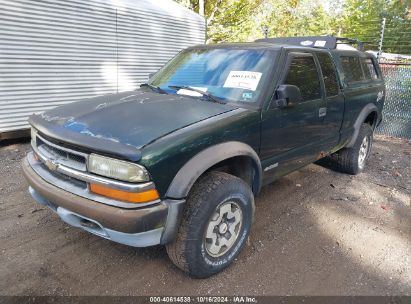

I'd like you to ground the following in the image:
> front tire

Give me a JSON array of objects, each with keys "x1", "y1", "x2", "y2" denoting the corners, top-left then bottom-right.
[
  {"x1": 329, "y1": 123, "x2": 373, "y2": 175},
  {"x1": 166, "y1": 171, "x2": 254, "y2": 278}
]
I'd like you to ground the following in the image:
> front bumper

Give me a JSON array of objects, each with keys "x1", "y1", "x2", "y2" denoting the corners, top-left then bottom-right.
[{"x1": 22, "y1": 156, "x2": 185, "y2": 247}]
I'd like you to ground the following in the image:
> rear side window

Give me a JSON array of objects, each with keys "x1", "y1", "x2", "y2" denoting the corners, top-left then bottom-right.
[
  {"x1": 341, "y1": 56, "x2": 364, "y2": 84},
  {"x1": 284, "y1": 55, "x2": 321, "y2": 101},
  {"x1": 317, "y1": 53, "x2": 339, "y2": 97},
  {"x1": 361, "y1": 58, "x2": 379, "y2": 80}
]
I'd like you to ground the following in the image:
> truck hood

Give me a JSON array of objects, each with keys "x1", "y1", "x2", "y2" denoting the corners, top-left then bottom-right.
[{"x1": 29, "y1": 90, "x2": 238, "y2": 161}]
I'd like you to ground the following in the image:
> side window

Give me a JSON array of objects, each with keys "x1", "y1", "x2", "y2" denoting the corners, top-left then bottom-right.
[
  {"x1": 284, "y1": 55, "x2": 321, "y2": 101},
  {"x1": 317, "y1": 53, "x2": 339, "y2": 97},
  {"x1": 341, "y1": 56, "x2": 364, "y2": 84},
  {"x1": 361, "y1": 58, "x2": 379, "y2": 80}
]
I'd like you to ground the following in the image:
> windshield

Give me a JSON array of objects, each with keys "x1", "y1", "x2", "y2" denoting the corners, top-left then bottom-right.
[{"x1": 149, "y1": 48, "x2": 276, "y2": 105}]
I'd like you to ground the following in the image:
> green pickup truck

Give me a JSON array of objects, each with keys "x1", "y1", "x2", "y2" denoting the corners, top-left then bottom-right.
[{"x1": 23, "y1": 36, "x2": 385, "y2": 278}]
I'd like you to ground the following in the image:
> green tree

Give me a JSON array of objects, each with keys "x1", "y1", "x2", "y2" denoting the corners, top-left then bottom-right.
[
  {"x1": 175, "y1": 0, "x2": 411, "y2": 54},
  {"x1": 175, "y1": 0, "x2": 263, "y2": 43},
  {"x1": 259, "y1": 0, "x2": 335, "y2": 38},
  {"x1": 333, "y1": 0, "x2": 411, "y2": 54}
]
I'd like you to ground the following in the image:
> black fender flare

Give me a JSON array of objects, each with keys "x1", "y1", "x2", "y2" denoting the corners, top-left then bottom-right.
[
  {"x1": 346, "y1": 103, "x2": 379, "y2": 148},
  {"x1": 165, "y1": 141, "x2": 262, "y2": 199}
]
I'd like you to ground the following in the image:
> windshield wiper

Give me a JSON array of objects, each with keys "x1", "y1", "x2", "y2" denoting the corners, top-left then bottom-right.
[
  {"x1": 140, "y1": 83, "x2": 167, "y2": 94},
  {"x1": 168, "y1": 85, "x2": 226, "y2": 104}
]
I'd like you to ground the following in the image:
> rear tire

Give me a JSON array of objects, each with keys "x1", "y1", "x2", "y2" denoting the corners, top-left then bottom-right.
[
  {"x1": 166, "y1": 171, "x2": 254, "y2": 278},
  {"x1": 329, "y1": 123, "x2": 373, "y2": 175}
]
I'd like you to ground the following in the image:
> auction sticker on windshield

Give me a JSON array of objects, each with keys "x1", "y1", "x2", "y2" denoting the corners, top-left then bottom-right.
[{"x1": 223, "y1": 71, "x2": 262, "y2": 91}]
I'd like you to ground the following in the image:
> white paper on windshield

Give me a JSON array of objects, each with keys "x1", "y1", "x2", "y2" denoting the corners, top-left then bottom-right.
[
  {"x1": 177, "y1": 87, "x2": 208, "y2": 97},
  {"x1": 223, "y1": 71, "x2": 262, "y2": 91}
]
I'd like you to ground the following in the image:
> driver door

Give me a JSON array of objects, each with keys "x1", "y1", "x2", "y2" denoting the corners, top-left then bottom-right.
[{"x1": 260, "y1": 51, "x2": 327, "y2": 182}]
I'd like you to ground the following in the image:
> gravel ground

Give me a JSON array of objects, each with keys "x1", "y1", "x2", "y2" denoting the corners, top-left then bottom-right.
[{"x1": 0, "y1": 135, "x2": 410, "y2": 296}]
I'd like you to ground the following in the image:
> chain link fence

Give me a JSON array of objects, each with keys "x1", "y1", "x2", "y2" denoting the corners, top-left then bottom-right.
[{"x1": 376, "y1": 63, "x2": 411, "y2": 139}]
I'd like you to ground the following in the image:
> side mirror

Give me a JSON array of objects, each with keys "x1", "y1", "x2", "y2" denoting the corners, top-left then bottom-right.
[{"x1": 274, "y1": 84, "x2": 302, "y2": 108}]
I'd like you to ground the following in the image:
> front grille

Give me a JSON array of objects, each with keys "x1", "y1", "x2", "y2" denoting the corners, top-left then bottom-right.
[
  {"x1": 36, "y1": 135, "x2": 87, "y2": 171},
  {"x1": 46, "y1": 164, "x2": 88, "y2": 190}
]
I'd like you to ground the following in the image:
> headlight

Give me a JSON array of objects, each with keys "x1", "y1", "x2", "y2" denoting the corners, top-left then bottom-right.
[{"x1": 88, "y1": 154, "x2": 150, "y2": 182}]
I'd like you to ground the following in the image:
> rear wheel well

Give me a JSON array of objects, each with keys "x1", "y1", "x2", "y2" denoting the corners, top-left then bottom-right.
[
  {"x1": 364, "y1": 111, "x2": 378, "y2": 129},
  {"x1": 204, "y1": 156, "x2": 257, "y2": 193}
]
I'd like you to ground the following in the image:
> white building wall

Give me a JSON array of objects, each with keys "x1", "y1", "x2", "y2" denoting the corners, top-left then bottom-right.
[{"x1": 0, "y1": 0, "x2": 205, "y2": 135}]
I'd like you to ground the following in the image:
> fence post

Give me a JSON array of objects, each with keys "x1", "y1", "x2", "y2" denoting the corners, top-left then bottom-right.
[{"x1": 378, "y1": 17, "x2": 386, "y2": 61}]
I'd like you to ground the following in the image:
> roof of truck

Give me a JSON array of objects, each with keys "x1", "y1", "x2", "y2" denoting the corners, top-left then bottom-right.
[
  {"x1": 188, "y1": 42, "x2": 339, "y2": 52},
  {"x1": 188, "y1": 42, "x2": 286, "y2": 50},
  {"x1": 256, "y1": 36, "x2": 366, "y2": 49},
  {"x1": 189, "y1": 40, "x2": 373, "y2": 58},
  {"x1": 190, "y1": 42, "x2": 366, "y2": 53}
]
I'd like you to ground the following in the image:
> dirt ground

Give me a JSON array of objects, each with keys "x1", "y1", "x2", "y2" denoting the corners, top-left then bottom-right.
[{"x1": 0, "y1": 135, "x2": 410, "y2": 296}]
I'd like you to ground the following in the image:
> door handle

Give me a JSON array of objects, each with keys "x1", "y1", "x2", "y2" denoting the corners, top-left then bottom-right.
[{"x1": 319, "y1": 107, "x2": 327, "y2": 117}]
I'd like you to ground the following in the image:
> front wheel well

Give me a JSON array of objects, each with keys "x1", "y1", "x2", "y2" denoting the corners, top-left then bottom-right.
[
  {"x1": 205, "y1": 156, "x2": 258, "y2": 194},
  {"x1": 165, "y1": 142, "x2": 262, "y2": 199}
]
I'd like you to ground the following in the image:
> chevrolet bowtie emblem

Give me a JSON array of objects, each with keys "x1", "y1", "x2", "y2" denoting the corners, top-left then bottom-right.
[{"x1": 45, "y1": 159, "x2": 59, "y2": 171}]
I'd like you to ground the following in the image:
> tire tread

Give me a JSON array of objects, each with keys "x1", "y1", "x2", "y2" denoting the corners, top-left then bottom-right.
[
  {"x1": 166, "y1": 171, "x2": 236, "y2": 275},
  {"x1": 329, "y1": 123, "x2": 373, "y2": 175},
  {"x1": 168, "y1": 124, "x2": 373, "y2": 276}
]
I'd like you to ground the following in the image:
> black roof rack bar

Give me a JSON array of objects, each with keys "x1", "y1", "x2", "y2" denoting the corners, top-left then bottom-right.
[
  {"x1": 255, "y1": 36, "x2": 367, "y2": 51},
  {"x1": 335, "y1": 37, "x2": 366, "y2": 51}
]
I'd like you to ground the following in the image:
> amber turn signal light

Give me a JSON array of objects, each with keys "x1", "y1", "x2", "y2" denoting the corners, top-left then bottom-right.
[{"x1": 90, "y1": 183, "x2": 159, "y2": 203}]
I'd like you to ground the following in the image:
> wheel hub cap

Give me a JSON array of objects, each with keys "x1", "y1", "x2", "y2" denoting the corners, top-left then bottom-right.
[
  {"x1": 218, "y1": 222, "x2": 228, "y2": 234},
  {"x1": 204, "y1": 201, "x2": 243, "y2": 257},
  {"x1": 358, "y1": 136, "x2": 370, "y2": 169}
]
